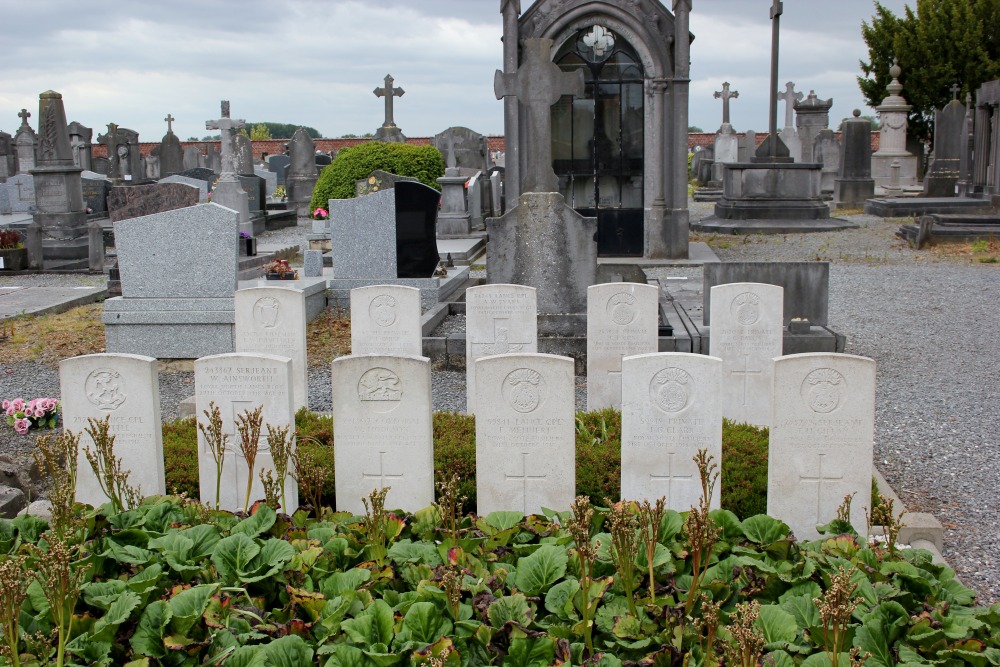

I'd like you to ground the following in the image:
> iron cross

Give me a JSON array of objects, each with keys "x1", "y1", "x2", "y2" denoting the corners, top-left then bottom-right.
[{"x1": 374, "y1": 74, "x2": 405, "y2": 128}]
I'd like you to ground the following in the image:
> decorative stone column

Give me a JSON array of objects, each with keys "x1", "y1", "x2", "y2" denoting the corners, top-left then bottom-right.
[
  {"x1": 437, "y1": 140, "x2": 472, "y2": 235},
  {"x1": 870, "y1": 59, "x2": 919, "y2": 188}
]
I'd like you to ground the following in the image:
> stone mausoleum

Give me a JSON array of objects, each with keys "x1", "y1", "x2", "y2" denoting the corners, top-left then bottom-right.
[{"x1": 499, "y1": 0, "x2": 692, "y2": 259}]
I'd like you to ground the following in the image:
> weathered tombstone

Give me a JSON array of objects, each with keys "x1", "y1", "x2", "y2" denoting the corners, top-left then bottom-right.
[
  {"x1": 234, "y1": 287, "x2": 309, "y2": 411},
  {"x1": 437, "y1": 137, "x2": 472, "y2": 235},
  {"x1": 465, "y1": 284, "x2": 537, "y2": 414},
  {"x1": 13, "y1": 108, "x2": 36, "y2": 174},
  {"x1": 620, "y1": 352, "x2": 722, "y2": 509},
  {"x1": 107, "y1": 182, "x2": 199, "y2": 222},
  {"x1": 206, "y1": 101, "x2": 250, "y2": 235},
  {"x1": 67, "y1": 121, "x2": 92, "y2": 171},
  {"x1": 489, "y1": 170, "x2": 503, "y2": 215},
  {"x1": 0, "y1": 131, "x2": 15, "y2": 180},
  {"x1": 144, "y1": 152, "x2": 161, "y2": 180},
  {"x1": 267, "y1": 154, "x2": 290, "y2": 186},
  {"x1": 102, "y1": 203, "x2": 239, "y2": 358},
  {"x1": 2, "y1": 174, "x2": 35, "y2": 213},
  {"x1": 475, "y1": 353, "x2": 575, "y2": 515},
  {"x1": 254, "y1": 167, "x2": 277, "y2": 198},
  {"x1": 303, "y1": 249, "x2": 323, "y2": 277},
  {"x1": 355, "y1": 170, "x2": 418, "y2": 197},
  {"x1": 834, "y1": 110, "x2": 875, "y2": 209},
  {"x1": 159, "y1": 174, "x2": 209, "y2": 202},
  {"x1": 91, "y1": 156, "x2": 110, "y2": 175},
  {"x1": 207, "y1": 147, "x2": 222, "y2": 173},
  {"x1": 331, "y1": 354, "x2": 434, "y2": 513},
  {"x1": 60, "y1": 353, "x2": 165, "y2": 506},
  {"x1": 194, "y1": 352, "x2": 298, "y2": 513},
  {"x1": 467, "y1": 172, "x2": 484, "y2": 229},
  {"x1": 794, "y1": 90, "x2": 833, "y2": 164},
  {"x1": 350, "y1": 285, "x2": 422, "y2": 356},
  {"x1": 286, "y1": 128, "x2": 318, "y2": 216},
  {"x1": 708, "y1": 283, "x2": 783, "y2": 428},
  {"x1": 586, "y1": 283, "x2": 659, "y2": 410},
  {"x1": 97, "y1": 124, "x2": 141, "y2": 182},
  {"x1": 329, "y1": 181, "x2": 440, "y2": 279},
  {"x1": 182, "y1": 146, "x2": 202, "y2": 171},
  {"x1": 159, "y1": 114, "x2": 184, "y2": 177},
  {"x1": 177, "y1": 167, "x2": 217, "y2": 189},
  {"x1": 432, "y1": 127, "x2": 489, "y2": 175},
  {"x1": 711, "y1": 83, "x2": 739, "y2": 182},
  {"x1": 768, "y1": 353, "x2": 876, "y2": 540},
  {"x1": 0, "y1": 184, "x2": 9, "y2": 214},
  {"x1": 814, "y1": 129, "x2": 841, "y2": 195},
  {"x1": 737, "y1": 130, "x2": 756, "y2": 164},
  {"x1": 233, "y1": 133, "x2": 254, "y2": 175},
  {"x1": 81, "y1": 171, "x2": 111, "y2": 215},
  {"x1": 777, "y1": 81, "x2": 804, "y2": 160},
  {"x1": 923, "y1": 97, "x2": 966, "y2": 197}
]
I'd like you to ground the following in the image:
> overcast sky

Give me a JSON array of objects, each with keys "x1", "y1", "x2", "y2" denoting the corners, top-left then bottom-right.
[{"x1": 0, "y1": 0, "x2": 912, "y2": 141}]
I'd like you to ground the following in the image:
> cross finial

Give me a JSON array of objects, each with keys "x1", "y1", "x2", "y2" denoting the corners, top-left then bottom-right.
[
  {"x1": 17, "y1": 108, "x2": 30, "y2": 127},
  {"x1": 714, "y1": 82, "x2": 739, "y2": 125},
  {"x1": 950, "y1": 83, "x2": 961, "y2": 100},
  {"x1": 221, "y1": 101, "x2": 230, "y2": 119},
  {"x1": 373, "y1": 74, "x2": 405, "y2": 128},
  {"x1": 770, "y1": 0, "x2": 783, "y2": 19},
  {"x1": 164, "y1": 113, "x2": 175, "y2": 133}
]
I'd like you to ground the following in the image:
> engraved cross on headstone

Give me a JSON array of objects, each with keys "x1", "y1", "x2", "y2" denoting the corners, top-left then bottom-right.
[
  {"x1": 164, "y1": 113, "x2": 175, "y2": 134},
  {"x1": 777, "y1": 82, "x2": 802, "y2": 129},
  {"x1": 374, "y1": 74, "x2": 405, "y2": 129},
  {"x1": 17, "y1": 109, "x2": 30, "y2": 129},
  {"x1": 479, "y1": 318, "x2": 529, "y2": 355},
  {"x1": 494, "y1": 37, "x2": 585, "y2": 193},
  {"x1": 731, "y1": 354, "x2": 762, "y2": 406},
  {"x1": 506, "y1": 452, "x2": 548, "y2": 514},
  {"x1": 209, "y1": 399, "x2": 261, "y2": 496},
  {"x1": 362, "y1": 451, "x2": 405, "y2": 490},
  {"x1": 649, "y1": 452, "x2": 693, "y2": 507},
  {"x1": 799, "y1": 454, "x2": 844, "y2": 525},
  {"x1": 714, "y1": 83, "x2": 739, "y2": 126},
  {"x1": 206, "y1": 100, "x2": 245, "y2": 178}
]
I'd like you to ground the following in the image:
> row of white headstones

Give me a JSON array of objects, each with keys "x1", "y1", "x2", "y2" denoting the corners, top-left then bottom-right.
[{"x1": 59, "y1": 281, "x2": 874, "y2": 541}]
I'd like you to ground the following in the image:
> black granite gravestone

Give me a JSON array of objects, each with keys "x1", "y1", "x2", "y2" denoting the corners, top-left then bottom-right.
[{"x1": 394, "y1": 180, "x2": 441, "y2": 278}]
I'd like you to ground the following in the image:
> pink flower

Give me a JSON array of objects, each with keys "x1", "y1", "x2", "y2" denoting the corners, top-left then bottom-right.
[
  {"x1": 46, "y1": 398, "x2": 58, "y2": 411},
  {"x1": 1, "y1": 400, "x2": 9, "y2": 410},
  {"x1": 21, "y1": 408, "x2": 33, "y2": 418},
  {"x1": 4, "y1": 406, "x2": 13, "y2": 417},
  {"x1": 13, "y1": 418, "x2": 29, "y2": 435},
  {"x1": 11, "y1": 398, "x2": 24, "y2": 412}
]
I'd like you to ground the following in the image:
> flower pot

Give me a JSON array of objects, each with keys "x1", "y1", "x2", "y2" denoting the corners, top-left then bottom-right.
[
  {"x1": 280, "y1": 271, "x2": 298, "y2": 280},
  {"x1": 240, "y1": 237, "x2": 257, "y2": 256},
  {"x1": 265, "y1": 272, "x2": 282, "y2": 280},
  {"x1": 0, "y1": 247, "x2": 27, "y2": 271}
]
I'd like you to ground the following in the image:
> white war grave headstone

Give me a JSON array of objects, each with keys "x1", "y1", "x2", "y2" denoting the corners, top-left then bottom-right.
[
  {"x1": 465, "y1": 284, "x2": 537, "y2": 414},
  {"x1": 350, "y1": 285, "x2": 422, "y2": 356},
  {"x1": 587, "y1": 283, "x2": 659, "y2": 410},
  {"x1": 60, "y1": 354, "x2": 165, "y2": 506},
  {"x1": 620, "y1": 353, "x2": 722, "y2": 510},
  {"x1": 195, "y1": 353, "x2": 298, "y2": 513},
  {"x1": 234, "y1": 287, "x2": 308, "y2": 411},
  {"x1": 331, "y1": 354, "x2": 434, "y2": 514},
  {"x1": 475, "y1": 353, "x2": 574, "y2": 516},
  {"x1": 708, "y1": 283, "x2": 783, "y2": 428},
  {"x1": 768, "y1": 353, "x2": 876, "y2": 541}
]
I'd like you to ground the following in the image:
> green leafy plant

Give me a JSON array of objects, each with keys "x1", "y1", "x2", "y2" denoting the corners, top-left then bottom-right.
[
  {"x1": 83, "y1": 415, "x2": 143, "y2": 513},
  {"x1": 197, "y1": 401, "x2": 227, "y2": 511},
  {"x1": 310, "y1": 140, "x2": 444, "y2": 208}
]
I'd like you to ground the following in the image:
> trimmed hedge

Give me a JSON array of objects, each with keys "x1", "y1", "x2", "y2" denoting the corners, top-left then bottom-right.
[
  {"x1": 163, "y1": 409, "x2": 771, "y2": 518},
  {"x1": 309, "y1": 141, "x2": 445, "y2": 209}
]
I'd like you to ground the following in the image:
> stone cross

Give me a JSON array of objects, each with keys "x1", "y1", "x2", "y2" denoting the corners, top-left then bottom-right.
[
  {"x1": 777, "y1": 81, "x2": 802, "y2": 128},
  {"x1": 950, "y1": 83, "x2": 961, "y2": 101},
  {"x1": 17, "y1": 108, "x2": 30, "y2": 128},
  {"x1": 205, "y1": 100, "x2": 245, "y2": 178},
  {"x1": 494, "y1": 37, "x2": 585, "y2": 193},
  {"x1": 764, "y1": 0, "x2": 784, "y2": 158},
  {"x1": 164, "y1": 113, "x2": 175, "y2": 133},
  {"x1": 732, "y1": 354, "x2": 762, "y2": 406},
  {"x1": 799, "y1": 454, "x2": 844, "y2": 523},
  {"x1": 373, "y1": 74, "x2": 405, "y2": 128},
  {"x1": 714, "y1": 82, "x2": 739, "y2": 125},
  {"x1": 506, "y1": 452, "x2": 548, "y2": 514},
  {"x1": 648, "y1": 452, "x2": 693, "y2": 507},
  {"x1": 362, "y1": 451, "x2": 405, "y2": 489}
]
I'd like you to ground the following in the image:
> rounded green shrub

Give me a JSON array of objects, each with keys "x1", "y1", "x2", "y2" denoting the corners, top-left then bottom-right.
[{"x1": 309, "y1": 141, "x2": 445, "y2": 210}]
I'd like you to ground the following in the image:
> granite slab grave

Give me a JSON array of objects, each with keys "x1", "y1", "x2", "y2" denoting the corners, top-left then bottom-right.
[
  {"x1": 107, "y1": 182, "x2": 199, "y2": 222},
  {"x1": 60, "y1": 353, "x2": 165, "y2": 506},
  {"x1": 182, "y1": 146, "x2": 202, "y2": 171},
  {"x1": 586, "y1": 283, "x2": 659, "y2": 410},
  {"x1": 703, "y1": 262, "x2": 828, "y2": 326},
  {"x1": 475, "y1": 353, "x2": 575, "y2": 515},
  {"x1": 768, "y1": 353, "x2": 876, "y2": 541},
  {"x1": 329, "y1": 181, "x2": 440, "y2": 279},
  {"x1": 350, "y1": 285, "x2": 422, "y2": 356},
  {"x1": 465, "y1": 284, "x2": 537, "y2": 414},
  {"x1": 254, "y1": 168, "x2": 277, "y2": 198},
  {"x1": 708, "y1": 283, "x2": 783, "y2": 428},
  {"x1": 620, "y1": 352, "x2": 722, "y2": 510},
  {"x1": 267, "y1": 154, "x2": 290, "y2": 186},
  {"x1": 158, "y1": 174, "x2": 209, "y2": 202},
  {"x1": 195, "y1": 352, "x2": 298, "y2": 513},
  {"x1": 234, "y1": 287, "x2": 308, "y2": 410},
  {"x1": 332, "y1": 354, "x2": 434, "y2": 514},
  {"x1": 177, "y1": 167, "x2": 218, "y2": 189},
  {"x1": 102, "y1": 203, "x2": 238, "y2": 358}
]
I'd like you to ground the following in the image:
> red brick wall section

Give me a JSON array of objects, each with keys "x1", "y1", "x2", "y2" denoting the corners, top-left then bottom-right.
[{"x1": 89, "y1": 133, "x2": 879, "y2": 158}]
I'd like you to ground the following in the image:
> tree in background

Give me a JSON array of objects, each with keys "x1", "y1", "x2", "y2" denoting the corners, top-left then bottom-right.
[
  {"x1": 248, "y1": 123, "x2": 321, "y2": 139},
  {"x1": 687, "y1": 125, "x2": 704, "y2": 132},
  {"x1": 249, "y1": 123, "x2": 272, "y2": 141},
  {"x1": 859, "y1": 0, "x2": 1000, "y2": 144}
]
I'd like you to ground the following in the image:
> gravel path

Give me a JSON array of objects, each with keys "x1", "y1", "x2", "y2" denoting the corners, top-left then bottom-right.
[{"x1": 2, "y1": 211, "x2": 998, "y2": 603}]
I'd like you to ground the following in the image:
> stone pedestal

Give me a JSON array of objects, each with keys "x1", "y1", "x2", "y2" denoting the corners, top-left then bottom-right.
[
  {"x1": 436, "y1": 169, "x2": 471, "y2": 235},
  {"x1": 713, "y1": 163, "x2": 830, "y2": 220},
  {"x1": 486, "y1": 192, "x2": 597, "y2": 325},
  {"x1": 872, "y1": 60, "x2": 919, "y2": 188},
  {"x1": 710, "y1": 127, "x2": 738, "y2": 185},
  {"x1": 212, "y1": 178, "x2": 251, "y2": 236},
  {"x1": 375, "y1": 126, "x2": 406, "y2": 143}
]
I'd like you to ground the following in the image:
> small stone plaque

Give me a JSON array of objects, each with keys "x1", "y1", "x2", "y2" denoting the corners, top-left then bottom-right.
[
  {"x1": 195, "y1": 353, "x2": 298, "y2": 513},
  {"x1": 586, "y1": 283, "x2": 659, "y2": 410},
  {"x1": 234, "y1": 287, "x2": 309, "y2": 411},
  {"x1": 708, "y1": 283, "x2": 783, "y2": 428},
  {"x1": 465, "y1": 284, "x2": 537, "y2": 414},
  {"x1": 768, "y1": 353, "x2": 876, "y2": 540},
  {"x1": 60, "y1": 353, "x2": 165, "y2": 506},
  {"x1": 350, "y1": 285, "x2": 422, "y2": 356},
  {"x1": 331, "y1": 354, "x2": 434, "y2": 514},
  {"x1": 475, "y1": 353, "x2": 575, "y2": 516},
  {"x1": 620, "y1": 352, "x2": 722, "y2": 510}
]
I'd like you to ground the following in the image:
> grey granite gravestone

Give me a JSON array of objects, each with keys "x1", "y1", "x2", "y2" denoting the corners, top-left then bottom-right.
[
  {"x1": 81, "y1": 172, "x2": 111, "y2": 215},
  {"x1": 703, "y1": 262, "x2": 829, "y2": 326},
  {"x1": 159, "y1": 132, "x2": 183, "y2": 177},
  {"x1": 2, "y1": 174, "x2": 34, "y2": 213},
  {"x1": 233, "y1": 133, "x2": 254, "y2": 175},
  {"x1": 0, "y1": 184, "x2": 9, "y2": 214},
  {"x1": 432, "y1": 127, "x2": 488, "y2": 176},
  {"x1": 303, "y1": 249, "x2": 323, "y2": 277},
  {"x1": 254, "y1": 167, "x2": 277, "y2": 198},
  {"x1": 286, "y1": 128, "x2": 318, "y2": 216},
  {"x1": 267, "y1": 154, "x2": 290, "y2": 186},
  {"x1": 777, "y1": 81, "x2": 804, "y2": 161},
  {"x1": 182, "y1": 146, "x2": 201, "y2": 170},
  {"x1": 437, "y1": 137, "x2": 471, "y2": 235},
  {"x1": 30, "y1": 91, "x2": 89, "y2": 261},
  {"x1": 67, "y1": 121, "x2": 92, "y2": 171},
  {"x1": 159, "y1": 174, "x2": 208, "y2": 202},
  {"x1": 0, "y1": 131, "x2": 14, "y2": 179},
  {"x1": 923, "y1": 98, "x2": 965, "y2": 197},
  {"x1": 177, "y1": 167, "x2": 217, "y2": 188},
  {"x1": 102, "y1": 203, "x2": 239, "y2": 358},
  {"x1": 833, "y1": 110, "x2": 875, "y2": 209},
  {"x1": 107, "y1": 182, "x2": 199, "y2": 222},
  {"x1": 813, "y1": 129, "x2": 840, "y2": 195},
  {"x1": 92, "y1": 156, "x2": 110, "y2": 175}
]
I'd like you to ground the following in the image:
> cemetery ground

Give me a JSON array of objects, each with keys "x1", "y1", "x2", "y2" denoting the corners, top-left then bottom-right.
[{"x1": 0, "y1": 205, "x2": 999, "y2": 613}]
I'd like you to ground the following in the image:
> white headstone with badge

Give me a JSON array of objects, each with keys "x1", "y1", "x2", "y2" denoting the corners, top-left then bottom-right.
[
  {"x1": 587, "y1": 283, "x2": 659, "y2": 410},
  {"x1": 350, "y1": 285, "x2": 422, "y2": 356},
  {"x1": 234, "y1": 287, "x2": 308, "y2": 411}
]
